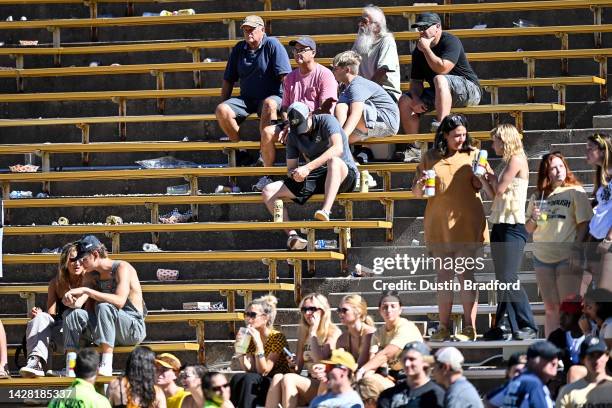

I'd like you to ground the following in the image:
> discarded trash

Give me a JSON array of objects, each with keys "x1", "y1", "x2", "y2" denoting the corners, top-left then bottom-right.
[
  {"x1": 143, "y1": 243, "x2": 162, "y2": 252},
  {"x1": 136, "y1": 156, "x2": 198, "y2": 169},
  {"x1": 167, "y1": 184, "x2": 190, "y2": 195},
  {"x1": 472, "y1": 23, "x2": 487, "y2": 29},
  {"x1": 513, "y1": 19, "x2": 538, "y2": 27},
  {"x1": 9, "y1": 164, "x2": 38, "y2": 172},
  {"x1": 142, "y1": 12, "x2": 159, "y2": 17},
  {"x1": 18, "y1": 40, "x2": 38, "y2": 46},
  {"x1": 215, "y1": 185, "x2": 240, "y2": 194},
  {"x1": 156, "y1": 268, "x2": 179, "y2": 281},
  {"x1": 159, "y1": 208, "x2": 193, "y2": 224},
  {"x1": 105, "y1": 215, "x2": 123, "y2": 225},
  {"x1": 57, "y1": 217, "x2": 69, "y2": 225},
  {"x1": 5, "y1": 16, "x2": 12, "y2": 21},
  {"x1": 41, "y1": 247, "x2": 62, "y2": 254},
  {"x1": 36, "y1": 192, "x2": 49, "y2": 198},
  {"x1": 351, "y1": 263, "x2": 382, "y2": 277},
  {"x1": 183, "y1": 301, "x2": 225, "y2": 311},
  {"x1": 315, "y1": 239, "x2": 337, "y2": 249},
  {"x1": 411, "y1": 239, "x2": 420, "y2": 247},
  {"x1": 20, "y1": 16, "x2": 26, "y2": 21},
  {"x1": 9, "y1": 190, "x2": 32, "y2": 199}
]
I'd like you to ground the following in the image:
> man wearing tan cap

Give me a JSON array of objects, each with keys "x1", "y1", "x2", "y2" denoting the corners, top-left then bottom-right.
[
  {"x1": 309, "y1": 349, "x2": 364, "y2": 408},
  {"x1": 215, "y1": 14, "x2": 292, "y2": 166},
  {"x1": 155, "y1": 353, "x2": 190, "y2": 408}
]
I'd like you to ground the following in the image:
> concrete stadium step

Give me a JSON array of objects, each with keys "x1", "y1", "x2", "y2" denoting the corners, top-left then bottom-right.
[{"x1": 593, "y1": 114, "x2": 612, "y2": 127}]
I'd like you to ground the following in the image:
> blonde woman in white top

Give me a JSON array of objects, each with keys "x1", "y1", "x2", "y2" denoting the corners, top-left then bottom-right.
[{"x1": 479, "y1": 124, "x2": 537, "y2": 341}]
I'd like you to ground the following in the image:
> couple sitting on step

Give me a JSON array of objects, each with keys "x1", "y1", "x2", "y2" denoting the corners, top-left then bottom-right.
[{"x1": 19, "y1": 235, "x2": 145, "y2": 378}]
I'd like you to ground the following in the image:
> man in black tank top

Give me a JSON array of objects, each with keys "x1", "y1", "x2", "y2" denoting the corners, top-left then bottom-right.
[{"x1": 63, "y1": 235, "x2": 147, "y2": 377}]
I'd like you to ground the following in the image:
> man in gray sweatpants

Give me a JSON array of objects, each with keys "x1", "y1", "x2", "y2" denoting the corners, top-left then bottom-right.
[{"x1": 63, "y1": 235, "x2": 147, "y2": 376}]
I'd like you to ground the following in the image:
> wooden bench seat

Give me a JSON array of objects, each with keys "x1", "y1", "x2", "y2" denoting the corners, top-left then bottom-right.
[
  {"x1": 2, "y1": 312, "x2": 244, "y2": 362},
  {"x1": 0, "y1": 103, "x2": 562, "y2": 142},
  {"x1": 2, "y1": 251, "x2": 344, "y2": 302},
  {"x1": 6, "y1": 341, "x2": 200, "y2": 357},
  {"x1": 0, "y1": 282, "x2": 296, "y2": 315}
]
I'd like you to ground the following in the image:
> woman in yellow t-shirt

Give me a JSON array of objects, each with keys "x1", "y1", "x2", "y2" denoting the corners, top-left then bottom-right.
[
  {"x1": 265, "y1": 293, "x2": 341, "y2": 408},
  {"x1": 525, "y1": 152, "x2": 592, "y2": 336}
]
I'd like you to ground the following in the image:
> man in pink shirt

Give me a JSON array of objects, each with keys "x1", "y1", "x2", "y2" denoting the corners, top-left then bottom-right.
[{"x1": 254, "y1": 36, "x2": 338, "y2": 191}]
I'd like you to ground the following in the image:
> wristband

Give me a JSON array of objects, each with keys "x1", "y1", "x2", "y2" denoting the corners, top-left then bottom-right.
[{"x1": 256, "y1": 352, "x2": 265, "y2": 359}]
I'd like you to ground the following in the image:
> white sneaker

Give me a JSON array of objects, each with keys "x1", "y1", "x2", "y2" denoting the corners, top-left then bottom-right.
[
  {"x1": 367, "y1": 173, "x2": 377, "y2": 188},
  {"x1": 98, "y1": 364, "x2": 113, "y2": 377},
  {"x1": 287, "y1": 234, "x2": 307, "y2": 250},
  {"x1": 19, "y1": 356, "x2": 44, "y2": 378},
  {"x1": 252, "y1": 176, "x2": 273, "y2": 192},
  {"x1": 314, "y1": 209, "x2": 330, "y2": 221}
]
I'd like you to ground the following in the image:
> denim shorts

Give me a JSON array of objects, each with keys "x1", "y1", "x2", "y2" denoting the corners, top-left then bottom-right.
[
  {"x1": 533, "y1": 256, "x2": 569, "y2": 269},
  {"x1": 222, "y1": 95, "x2": 282, "y2": 123},
  {"x1": 404, "y1": 75, "x2": 481, "y2": 112}
]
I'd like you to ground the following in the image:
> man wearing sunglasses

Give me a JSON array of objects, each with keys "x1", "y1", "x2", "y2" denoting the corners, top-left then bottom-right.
[
  {"x1": 309, "y1": 349, "x2": 364, "y2": 408},
  {"x1": 398, "y1": 12, "x2": 481, "y2": 163},
  {"x1": 255, "y1": 36, "x2": 338, "y2": 192},
  {"x1": 215, "y1": 14, "x2": 292, "y2": 166},
  {"x1": 63, "y1": 235, "x2": 146, "y2": 377}
]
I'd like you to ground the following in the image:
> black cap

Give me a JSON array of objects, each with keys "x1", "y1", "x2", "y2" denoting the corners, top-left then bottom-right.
[
  {"x1": 287, "y1": 102, "x2": 310, "y2": 135},
  {"x1": 580, "y1": 335, "x2": 608, "y2": 359},
  {"x1": 526, "y1": 341, "x2": 561, "y2": 361},
  {"x1": 411, "y1": 12, "x2": 441, "y2": 29},
  {"x1": 75, "y1": 235, "x2": 102, "y2": 260}
]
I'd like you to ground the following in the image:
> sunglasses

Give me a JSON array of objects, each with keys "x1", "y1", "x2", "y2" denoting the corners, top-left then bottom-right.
[
  {"x1": 301, "y1": 306, "x2": 320, "y2": 313},
  {"x1": 337, "y1": 307, "x2": 350, "y2": 314},
  {"x1": 325, "y1": 363, "x2": 349, "y2": 372},
  {"x1": 417, "y1": 24, "x2": 435, "y2": 32},
  {"x1": 293, "y1": 47, "x2": 312, "y2": 54},
  {"x1": 244, "y1": 311, "x2": 262, "y2": 319},
  {"x1": 212, "y1": 383, "x2": 230, "y2": 392},
  {"x1": 447, "y1": 114, "x2": 465, "y2": 126}
]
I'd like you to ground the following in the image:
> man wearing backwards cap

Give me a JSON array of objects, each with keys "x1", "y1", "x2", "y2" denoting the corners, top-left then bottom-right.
[
  {"x1": 261, "y1": 101, "x2": 357, "y2": 250},
  {"x1": 398, "y1": 12, "x2": 481, "y2": 162},
  {"x1": 155, "y1": 353, "x2": 190, "y2": 408},
  {"x1": 63, "y1": 235, "x2": 146, "y2": 377},
  {"x1": 556, "y1": 335, "x2": 612, "y2": 408},
  {"x1": 255, "y1": 36, "x2": 338, "y2": 192},
  {"x1": 309, "y1": 349, "x2": 364, "y2": 408},
  {"x1": 432, "y1": 346, "x2": 483, "y2": 408},
  {"x1": 378, "y1": 342, "x2": 444, "y2": 408},
  {"x1": 501, "y1": 340, "x2": 560, "y2": 408},
  {"x1": 215, "y1": 14, "x2": 292, "y2": 166}
]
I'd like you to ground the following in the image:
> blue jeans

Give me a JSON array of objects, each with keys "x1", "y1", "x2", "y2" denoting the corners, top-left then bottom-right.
[{"x1": 490, "y1": 223, "x2": 537, "y2": 332}]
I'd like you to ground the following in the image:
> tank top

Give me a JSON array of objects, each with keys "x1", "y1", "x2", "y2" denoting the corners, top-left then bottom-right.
[
  {"x1": 489, "y1": 177, "x2": 528, "y2": 224},
  {"x1": 95, "y1": 261, "x2": 148, "y2": 317}
]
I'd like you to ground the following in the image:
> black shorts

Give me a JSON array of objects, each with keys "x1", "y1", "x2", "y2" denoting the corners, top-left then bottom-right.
[{"x1": 284, "y1": 165, "x2": 357, "y2": 205}]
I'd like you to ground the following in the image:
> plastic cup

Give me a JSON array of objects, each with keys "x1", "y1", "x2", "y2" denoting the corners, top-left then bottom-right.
[{"x1": 234, "y1": 327, "x2": 252, "y2": 355}]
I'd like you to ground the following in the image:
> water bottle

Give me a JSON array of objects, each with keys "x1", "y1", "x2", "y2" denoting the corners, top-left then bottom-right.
[{"x1": 315, "y1": 239, "x2": 337, "y2": 249}]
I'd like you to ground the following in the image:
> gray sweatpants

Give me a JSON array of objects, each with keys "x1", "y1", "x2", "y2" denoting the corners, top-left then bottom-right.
[
  {"x1": 26, "y1": 312, "x2": 63, "y2": 364},
  {"x1": 63, "y1": 303, "x2": 146, "y2": 349}
]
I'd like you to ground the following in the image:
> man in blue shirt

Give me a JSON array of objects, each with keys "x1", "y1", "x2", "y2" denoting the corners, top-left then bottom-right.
[
  {"x1": 501, "y1": 341, "x2": 560, "y2": 408},
  {"x1": 215, "y1": 15, "x2": 292, "y2": 165}
]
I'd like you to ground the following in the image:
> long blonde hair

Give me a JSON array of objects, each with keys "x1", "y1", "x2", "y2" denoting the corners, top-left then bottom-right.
[
  {"x1": 491, "y1": 123, "x2": 525, "y2": 163},
  {"x1": 249, "y1": 295, "x2": 278, "y2": 328},
  {"x1": 340, "y1": 294, "x2": 374, "y2": 326},
  {"x1": 588, "y1": 133, "x2": 612, "y2": 194},
  {"x1": 298, "y1": 293, "x2": 337, "y2": 342}
]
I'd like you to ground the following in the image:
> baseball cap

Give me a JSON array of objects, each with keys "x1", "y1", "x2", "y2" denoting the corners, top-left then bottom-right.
[
  {"x1": 155, "y1": 353, "x2": 182, "y2": 373},
  {"x1": 289, "y1": 36, "x2": 316, "y2": 51},
  {"x1": 75, "y1": 235, "x2": 103, "y2": 260},
  {"x1": 580, "y1": 335, "x2": 608, "y2": 359},
  {"x1": 240, "y1": 15, "x2": 264, "y2": 28},
  {"x1": 403, "y1": 341, "x2": 431, "y2": 357},
  {"x1": 411, "y1": 12, "x2": 441, "y2": 29},
  {"x1": 287, "y1": 101, "x2": 310, "y2": 135},
  {"x1": 526, "y1": 341, "x2": 561, "y2": 361},
  {"x1": 435, "y1": 347, "x2": 464, "y2": 371},
  {"x1": 319, "y1": 349, "x2": 358, "y2": 372}
]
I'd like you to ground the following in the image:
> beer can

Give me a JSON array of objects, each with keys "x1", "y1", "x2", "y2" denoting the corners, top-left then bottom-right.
[
  {"x1": 105, "y1": 215, "x2": 123, "y2": 225},
  {"x1": 360, "y1": 170, "x2": 369, "y2": 193},
  {"x1": 474, "y1": 149, "x2": 488, "y2": 176},
  {"x1": 66, "y1": 352, "x2": 77, "y2": 377},
  {"x1": 424, "y1": 169, "x2": 436, "y2": 197},
  {"x1": 273, "y1": 199, "x2": 283, "y2": 222}
]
